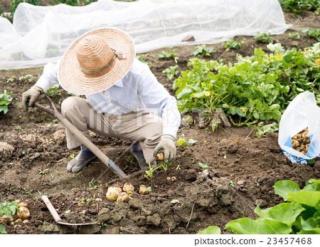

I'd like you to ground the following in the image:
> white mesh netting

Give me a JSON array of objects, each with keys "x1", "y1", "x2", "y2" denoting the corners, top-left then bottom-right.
[{"x1": 0, "y1": 0, "x2": 289, "y2": 69}]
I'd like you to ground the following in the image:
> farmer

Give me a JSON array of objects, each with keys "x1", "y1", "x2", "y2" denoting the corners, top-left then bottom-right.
[{"x1": 22, "y1": 28, "x2": 181, "y2": 173}]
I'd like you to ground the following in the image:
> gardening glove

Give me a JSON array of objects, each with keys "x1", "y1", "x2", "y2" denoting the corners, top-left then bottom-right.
[
  {"x1": 22, "y1": 86, "x2": 43, "y2": 110},
  {"x1": 153, "y1": 134, "x2": 177, "y2": 161}
]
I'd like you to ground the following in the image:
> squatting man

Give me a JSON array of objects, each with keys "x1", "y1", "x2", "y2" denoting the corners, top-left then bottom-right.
[{"x1": 22, "y1": 28, "x2": 181, "y2": 173}]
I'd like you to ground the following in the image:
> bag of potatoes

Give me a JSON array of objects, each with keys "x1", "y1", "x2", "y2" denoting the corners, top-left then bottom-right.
[{"x1": 278, "y1": 91, "x2": 320, "y2": 164}]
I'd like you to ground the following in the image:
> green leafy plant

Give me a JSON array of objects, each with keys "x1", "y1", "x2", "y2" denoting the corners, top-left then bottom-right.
[
  {"x1": 198, "y1": 225, "x2": 221, "y2": 234},
  {"x1": 255, "y1": 122, "x2": 279, "y2": 137},
  {"x1": 158, "y1": 50, "x2": 178, "y2": 63},
  {"x1": 193, "y1": 45, "x2": 214, "y2": 57},
  {"x1": 225, "y1": 179, "x2": 320, "y2": 234},
  {"x1": 46, "y1": 85, "x2": 62, "y2": 97},
  {"x1": 0, "y1": 201, "x2": 18, "y2": 217},
  {"x1": 224, "y1": 39, "x2": 241, "y2": 50},
  {"x1": 289, "y1": 32, "x2": 302, "y2": 40},
  {"x1": 198, "y1": 162, "x2": 208, "y2": 170},
  {"x1": 176, "y1": 137, "x2": 188, "y2": 148},
  {"x1": 137, "y1": 55, "x2": 148, "y2": 64},
  {"x1": 145, "y1": 161, "x2": 172, "y2": 179},
  {"x1": 0, "y1": 201, "x2": 18, "y2": 234},
  {"x1": 176, "y1": 137, "x2": 197, "y2": 148},
  {"x1": 255, "y1": 33, "x2": 272, "y2": 44},
  {"x1": 0, "y1": 90, "x2": 13, "y2": 114},
  {"x1": 174, "y1": 43, "x2": 320, "y2": 127},
  {"x1": 306, "y1": 28, "x2": 320, "y2": 41},
  {"x1": 88, "y1": 178, "x2": 99, "y2": 189},
  {"x1": 163, "y1": 65, "x2": 180, "y2": 81},
  {"x1": 10, "y1": 0, "x2": 40, "y2": 12},
  {"x1": 280, "y1": 0, "x2": 320, "y2": 14}
]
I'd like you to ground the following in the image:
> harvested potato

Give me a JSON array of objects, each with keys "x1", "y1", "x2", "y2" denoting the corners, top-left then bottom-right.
[
  {"x1": 18, "y1": 202, "x2": 28, "y2": 208},
  {"x1": 122, "y1": 183, "x2": 134, "y2": 195},
  {"x1": 106, "y1": 186, "x2": 122, "y2": 202},
  {"x1": 116, "y1": 192, "x2": 130, "y2": 203},
  {"x1": 166, "y1": 176, "x2": 177, "y2": 182},
  {"x1": 291, "y1": 128, "x2": 310, "y2": 155},
  {"x1": 139, "y1": 185, "x2": 152, "y2": 195},
  {"x1": 156, "y1": 152, "x2": 164, "y2": 161},
  {"x1": 0, "y1": 215, "x2": 13, "y2": 224},
  {"x1": 17, "y1": 206, "x2": 30, "y2": 220}
]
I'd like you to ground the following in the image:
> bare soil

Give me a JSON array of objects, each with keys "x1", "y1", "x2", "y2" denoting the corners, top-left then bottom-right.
[{"x1": 1, "y1": 12, "x2": 320, "y2": 234}]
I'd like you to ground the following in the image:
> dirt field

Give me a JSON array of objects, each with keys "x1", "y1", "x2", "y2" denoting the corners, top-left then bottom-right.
[{"x1": 1, "y1": 12, "x2": 320, "y2": 234}]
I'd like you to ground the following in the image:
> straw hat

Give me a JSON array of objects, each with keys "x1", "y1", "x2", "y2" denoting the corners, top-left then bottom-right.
[{"x1": 58, "y1": 28, "x2": 135, "y2": 96}]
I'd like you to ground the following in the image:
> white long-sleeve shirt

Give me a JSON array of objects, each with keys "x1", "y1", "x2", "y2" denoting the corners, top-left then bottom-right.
[{"x1": 36, "y1": 59, "x2": 181, "y2": 138}]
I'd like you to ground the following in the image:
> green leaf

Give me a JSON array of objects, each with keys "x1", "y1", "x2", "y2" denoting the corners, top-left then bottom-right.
[
  {"x1": 176, "y1": 137, "x2": 188, "y2": 148},
  {"x1": 298, "y1": 212, "x2": 320, "y2": 234},
  {"x1": 287, "y1": 191, "x2": 320, "y2": 208},
  {"x1": 254, "y1": 202, "x2": 305, "y2": 226},
  {"x1": 225, "y1": 218, "x2": 292, "y2": 234},
  {"x1": 299, "y1": 229, "x2": 320, "y2": 234},
  {"x1": 0, "y1": 201, "x2": 18, "y2": 217},
  {"x1": 198, "y1": 162, "x2": 209, "y2": 170},
  {"x1": 0, "y1": 224, "x2": 6, "y2": 234},
  {"x1": 198, "y1": 225, "x2": 221, "y2": 234},
  {"x1": 274, "y1": 180, "x2": 300, "y2": 200},
  {"x1": 303, "y1": 179, "x2": 320, "y2": 191}
]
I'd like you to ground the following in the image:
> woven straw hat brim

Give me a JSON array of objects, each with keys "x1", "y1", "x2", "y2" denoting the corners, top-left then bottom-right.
[{"x1": 58, "y1": 28, "x2": 135, "y2": 96}]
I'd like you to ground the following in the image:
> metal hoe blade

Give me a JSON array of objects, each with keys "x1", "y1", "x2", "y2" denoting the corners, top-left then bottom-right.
[{"x1": 41, "y1": 195, "x2": 98, "y2": 226}]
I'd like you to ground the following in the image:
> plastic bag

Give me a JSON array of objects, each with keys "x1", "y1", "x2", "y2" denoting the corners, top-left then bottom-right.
[
  {"x1": 0, "y1": 0, "x2": 289, "y2": 69},
  {"x1": 278, "y1": 91, "x2": 320, "y2": 164}
]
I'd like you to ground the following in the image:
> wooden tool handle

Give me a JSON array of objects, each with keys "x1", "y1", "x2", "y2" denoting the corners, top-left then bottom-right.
[
  {"x1": 41, "y1": 195, "x2": 62, "y2": 223},
  {"x1": 35, "y1": 102, "x2": 127, "y2": 179}
]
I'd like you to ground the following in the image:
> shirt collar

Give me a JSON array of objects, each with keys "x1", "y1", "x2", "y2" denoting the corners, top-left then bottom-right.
[{"x1": 113, "y1": 80, "x2": 123, "y2": 88}]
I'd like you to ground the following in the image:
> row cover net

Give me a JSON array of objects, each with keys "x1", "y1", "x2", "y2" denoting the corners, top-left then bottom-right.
[{"x1": 0, "y1": 0, "x2": 289, "y2": 69}]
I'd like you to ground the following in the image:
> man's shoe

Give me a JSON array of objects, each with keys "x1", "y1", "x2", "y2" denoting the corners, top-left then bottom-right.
[
  {"x1": 130, "y1": 142, "x2": 147, "y2": 169},
  {"x1": 67, "y1": 146, "x2": 96, "y2": 173}
]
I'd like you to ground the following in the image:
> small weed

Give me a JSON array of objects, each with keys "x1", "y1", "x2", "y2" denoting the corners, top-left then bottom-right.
[
  {"x1": 137, "y1": 55, "x2": 148, "y2": 64},
  {"x1": 255, "y1": 33, "x2": 272, "y2": 44},
  {"x1": 158, "y1": 50, "x2": 178, "y2": 63},
  {"x1": 0, "y1": 90, "x2": 13, "y2": 114},
  {"x1": 145, "y1": 164, "x2": 158, "y2": 179},
  {"x1": 39, "y1": 168, "x2": 49, "y2": 176},
  {"x1": 198, "y1": 162, "x2": 208, "y2": 170},
  {"x1": 162, "y1": 65, "x2": 180, "y2": 81},
  {"x1": 255, "y1": 122, "x2": 279, "y2": 137},
  {"x1": 145, "y1": 161, "x2": 172, "y2": 179},
  {"x1": 88, "y1": 179, "x2": 99, "y2": 189},
  {"x1": 193, "y1": 45, "x2": 214, "y2": 57},
  {"x1": 288, "y1": 32, "x2": 301, "y2": 40},
  {"x1": 224, "y1": 39, "x2": 241, "y2": 50},
  {"x1": 46, "y1": 85, "x2": 62, "y2": 97},
  {"x1": 306, "y1": 28, "x2": 320, "y2": 41}
]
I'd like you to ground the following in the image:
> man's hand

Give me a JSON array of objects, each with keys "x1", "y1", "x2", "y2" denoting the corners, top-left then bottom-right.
[
  {"x1": 153, "y1": 134, "x2": 176, "y2": 161},
  {"x1": 22, "y1": 86, "x2": 43, "y2": 111}
]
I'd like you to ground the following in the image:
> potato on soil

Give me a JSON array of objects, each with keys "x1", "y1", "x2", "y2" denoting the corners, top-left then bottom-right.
[
  {"x1": 106, "y1": 186, "x2": 122, "y2": 202},
  {"x1": 139, "y1": 185, "x2": 152, "y2": 195},
  {"x1": 18, "y1": 202, "x2": 28, "y2": 208},
  {"x1": 0, "y1": 215, "x2": 13, "y2": 224},
  {"x1": 17, "y1": 206, "x2": 30, "y2": 220},
  {"x1": 116, "y1": 192, "x2": 130, "y2": 203},
  {"x1": 122, "y1": 183, "x2": 134, "y2": 195}
]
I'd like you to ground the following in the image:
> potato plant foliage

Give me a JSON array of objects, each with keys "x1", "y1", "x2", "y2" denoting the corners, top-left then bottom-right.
[
  {"x1": 199, "y1": 178, "x2": 320, "y2": 234},
  {"x1": 227, "y1": 179, "x2": 320, "y2": 234},
  {"x1": 280, "y1": 0, "x2": 320, "y2": 14},
  {"x1": 0, "y1": 201, "x2": 18, "y2": 234},
  {"x1": 174, "y1": 43, "x2": 320, "y2": 124},
  {"x1": 0, "y1": 90, "x2": 13, "y2": 114}
]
